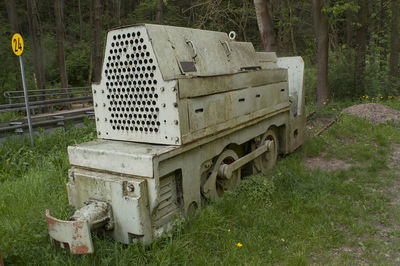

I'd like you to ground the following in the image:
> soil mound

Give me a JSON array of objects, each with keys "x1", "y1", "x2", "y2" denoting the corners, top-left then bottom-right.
[{"x1": 342, "y1": 103, "x2": 400, "y2": 124}]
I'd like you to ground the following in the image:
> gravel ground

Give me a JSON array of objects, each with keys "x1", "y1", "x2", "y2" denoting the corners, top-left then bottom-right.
[{"x1": 342, "y1": 103, "x2": 400, "y2": 124}]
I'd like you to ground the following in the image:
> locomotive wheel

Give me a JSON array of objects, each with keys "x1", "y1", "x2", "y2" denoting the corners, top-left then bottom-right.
[
  {"x1": 202, "y1": 149, "x2": 240, "y2": 201},
  {"x1": 253, "y1": 129, "x2": 278, "y2": 175}
]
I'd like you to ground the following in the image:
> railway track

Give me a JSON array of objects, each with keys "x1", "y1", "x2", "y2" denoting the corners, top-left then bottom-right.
[{"x1": 0, "y1": 107, "x2": 94, "y2": 134}]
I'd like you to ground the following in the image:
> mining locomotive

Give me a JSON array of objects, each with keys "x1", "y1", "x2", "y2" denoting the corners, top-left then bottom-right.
[{"x1": 46, "y1": 24, "x2": 305, "y2": 254}]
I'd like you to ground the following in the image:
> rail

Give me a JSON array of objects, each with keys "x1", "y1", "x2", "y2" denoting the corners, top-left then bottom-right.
[
  {"x1": 4, "y1": 87, "x2": 91, "y2": 102},
  {"x1": 1, "y1": 87, "x2": 92, "y2": 113},
  {"x1": 0, "y1": 107, "x2": 94, "y2": 134},
  {"x1": 0, "y1": 87, "x2": 94, "y2": 134}
]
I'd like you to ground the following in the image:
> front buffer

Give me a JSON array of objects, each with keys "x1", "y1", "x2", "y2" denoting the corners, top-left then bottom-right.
[{"x1": 46, "y1": 168, "x2": 153, "y2": 254}]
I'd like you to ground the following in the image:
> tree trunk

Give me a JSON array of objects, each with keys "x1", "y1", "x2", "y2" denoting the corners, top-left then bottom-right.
[
  {"x1": 54, "y1": 0, "x2": 69, "y2": 95},
  {"x1": 157, "y1": 0, "x2": 163, "y2": 24},
  {"x1": 285, "y1": 0, "x2": 297, "y2": 55},
  {"x1": 389, "y1": 0, "x2": 400, "y2": 80},
  {"x1": 115, "y1": 0, "x2": 121, "y2": 27},
  {"x1": 78, "y1": 0, "x2": 83, "y2": 41},
  {"x1": 378, "y1": 0, "x2": 386, "y2": 71},
  {"x1": 354, "y1": 0, "x2": 368, "y2": 96},
  {"x1": 93, "y1": 0, "x2": 103, "y2": 83},
  {"x1": 312, "y1": 0, "x2": 329, "y2": 107},
  {"x1": 4, "y1": 0, "x2": 19, "y2": 32},
  {"x1": 253, "y1": 0, "x2": 277, "y2": 52},
  {"x1": 27, "y1": 0, "x2": 46, "y2": 100},
  {"x1": 88, "y1": 0, "x2": 93, "y2": 85},
  {"x1": 346, "y1": 8, "x2": 353, "y2": 49}
]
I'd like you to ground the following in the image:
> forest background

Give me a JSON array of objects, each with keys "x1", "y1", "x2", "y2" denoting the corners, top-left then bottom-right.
[{"x1": 0, "y1": 0, "x2": 399, "y2": 108}]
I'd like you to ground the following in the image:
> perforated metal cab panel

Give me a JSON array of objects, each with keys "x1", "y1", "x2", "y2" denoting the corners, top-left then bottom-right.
[{"x1": 93, "y1": 25, "x2": 181, "y2": 145}]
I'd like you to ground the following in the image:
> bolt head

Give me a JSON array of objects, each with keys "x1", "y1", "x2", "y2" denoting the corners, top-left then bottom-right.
[
  {"x1": 127, "y1": 184, "x2": 134, "y2": 192},
  {"x1": 69, "y1": 172, "x2": 75, "y2": 181}
]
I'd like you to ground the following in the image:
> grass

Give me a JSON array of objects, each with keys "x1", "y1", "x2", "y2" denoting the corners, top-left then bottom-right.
[
  {"x1": 0, "y1": 111, "x2": 24, "y2": 122},
  {"x1": 1, "y1": 101, "x2": 400, "y2": 265}
]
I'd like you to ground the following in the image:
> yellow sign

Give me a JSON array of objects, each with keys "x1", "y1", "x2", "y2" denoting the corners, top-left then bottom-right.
[{"x1": 11, "y1": 33, "x2": 24, "y2": 56}]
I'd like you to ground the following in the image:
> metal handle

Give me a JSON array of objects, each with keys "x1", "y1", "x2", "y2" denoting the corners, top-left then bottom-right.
[
  {"x1": 221, "y1": 41, "x2": 232, "y2": 58},
  {"x1": 186, "y1": 40, "x2": 197, "y2": 59}
]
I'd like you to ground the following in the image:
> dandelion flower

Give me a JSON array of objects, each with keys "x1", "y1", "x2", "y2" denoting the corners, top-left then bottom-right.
[
  {"x1": 236, "y1": 243, "x2": 243, "y2": 247},
  {"x1": 323, "y1": 101, "x2": 327, "y2": 105},
  {"x1": 228, "y1": 229, "x2": 231, "y2": 232}
]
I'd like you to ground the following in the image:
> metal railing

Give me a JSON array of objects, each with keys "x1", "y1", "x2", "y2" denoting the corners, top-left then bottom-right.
[
  {"x1": 0, "y1": 87, "x2": 94, "y2": 134},
  {"x1": 1, "y1": 87, "x2": 92, "y2": 113},
  {"x1": 4, "y1": 87, "x2": 91, "y2": 103}
]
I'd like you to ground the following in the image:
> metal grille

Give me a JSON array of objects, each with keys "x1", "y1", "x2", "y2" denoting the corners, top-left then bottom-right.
[
  {"x1": 153, "y1": 173, "x2": 180, "y2": 226},
  {"x1": 103, "y1": 30, "x2": 161, "y2": 134}
]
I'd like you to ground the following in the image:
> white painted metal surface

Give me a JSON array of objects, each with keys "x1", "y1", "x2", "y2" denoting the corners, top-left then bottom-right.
[
  {"x1": 68, "y1": 139, "x2": 177, "y2": 177},
  {"x1": 93, "y1": 25, "x2": 181, "y2": 145},
  {"x1": 277, "y1": 57, "x2": 304, "y2": 115},
  {"x1": 92, "y1": 24, "x2": 290, "y2": 146}
]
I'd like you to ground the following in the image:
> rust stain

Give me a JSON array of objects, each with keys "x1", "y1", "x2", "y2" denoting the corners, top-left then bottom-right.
[
  {"x1": 46, "y1": 210, "x2": 57, "y2": 231},
  {"x1": 72, "y1": 245, "x2": 89, "y2": 254}
]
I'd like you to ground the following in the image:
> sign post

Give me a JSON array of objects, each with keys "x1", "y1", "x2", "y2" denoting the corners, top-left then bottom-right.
[{"x1": 12, "y1": 33, "x2": 34, "y2": 146}]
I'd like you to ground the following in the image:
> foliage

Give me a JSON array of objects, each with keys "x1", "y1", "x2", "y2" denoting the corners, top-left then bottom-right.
[
  {"x1": 234, "y1": 174, "x2": 275, "y2": 207},
  {"x1": 0, "y1": 111, "x2": 23, "y2": 122},
  {"x1": 0, "y1": 119, "x2": 96, "y2": 183},
  {"x1": 0, "y1": 0, "x2": 399, "y2": 106}
]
